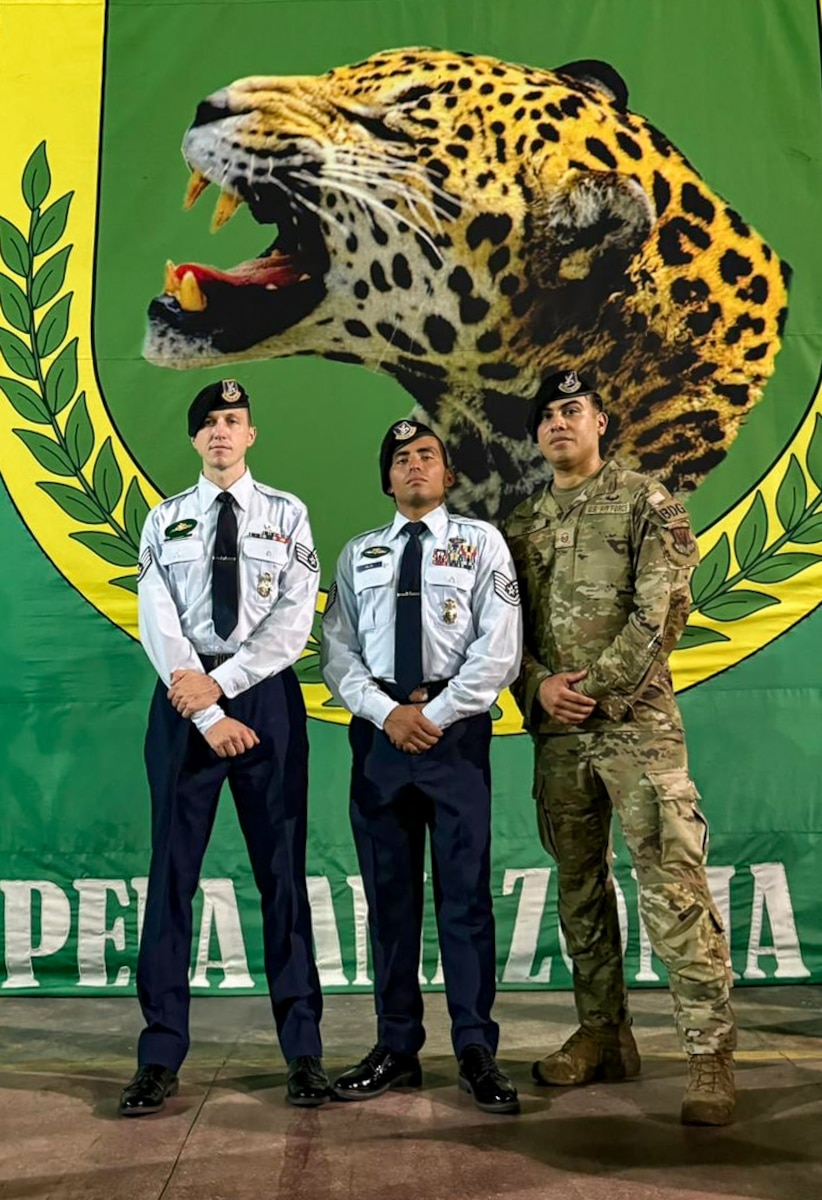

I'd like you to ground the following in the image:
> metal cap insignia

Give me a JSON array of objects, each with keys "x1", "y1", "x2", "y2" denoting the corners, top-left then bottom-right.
[
  {"x1": 558, "y1": 371, "x2": 581, "y2": 395},
  {"x1": 392, "y1": 420, "x2": 417, "y2": 440},
  {"x1": 222, "y1": 379, "x2": 242, "y2": 402}
]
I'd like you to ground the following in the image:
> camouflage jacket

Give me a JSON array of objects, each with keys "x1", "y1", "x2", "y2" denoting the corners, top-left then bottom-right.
[{"x1": 503, "y1": 459, "x2": 699, "y2": 734}]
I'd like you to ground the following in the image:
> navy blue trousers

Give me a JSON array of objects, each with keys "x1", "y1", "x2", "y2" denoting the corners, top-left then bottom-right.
[
  {"x1": 137, "y1": 668, "x2": 323, "y2": 1070},
  {"x1": 349, "y1": 712, "x2": 498, "y2": 1058}
]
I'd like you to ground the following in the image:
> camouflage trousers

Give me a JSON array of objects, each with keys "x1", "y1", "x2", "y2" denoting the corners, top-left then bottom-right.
[{"x1": 533, "y1": 726, "x2": 736, "y2": 1055}]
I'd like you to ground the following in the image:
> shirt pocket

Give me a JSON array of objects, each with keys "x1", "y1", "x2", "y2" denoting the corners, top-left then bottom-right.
[
  {"x1": 425, "y1": 564, "x2": 476, "y2": 634},
  {"x1": 242, "y1": 537, "x2": 289, "y2": 610},
  {"x1": 158, "y1": 538, "x2": 205, "y2": 610},
  {"x1": 352, "y1": 562, "x2": 394, "y2": 631}
]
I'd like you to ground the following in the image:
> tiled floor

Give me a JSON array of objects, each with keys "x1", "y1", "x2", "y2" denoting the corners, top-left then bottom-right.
[{"x1": 1, "y1": 987, "x2": 821, "y2": 1199}]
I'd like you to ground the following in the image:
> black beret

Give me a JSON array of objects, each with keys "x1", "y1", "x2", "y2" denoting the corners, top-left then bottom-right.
[
  {"x1": 187, "y1": 379, "x2": 251, "y2": 437},
  {"x1": 529, "y1": 369, "x2": 601, "y2": 440},
  {"x1": 379, "y1": 419, "x2": 449, "y2": 494}
]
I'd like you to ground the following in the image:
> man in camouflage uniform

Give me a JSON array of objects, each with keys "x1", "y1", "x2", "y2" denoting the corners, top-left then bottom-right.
[{"x1": 503, "y1": 369, "x2": 736, "y2": 1125}]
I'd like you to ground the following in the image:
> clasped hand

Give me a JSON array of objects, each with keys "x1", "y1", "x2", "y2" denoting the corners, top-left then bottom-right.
[
  {"x1": 168, "y1": 668, "x2": 222, "y2": 717},
  {"x1": 538, "y1": 670, "x2": 597, "y2": 725},
  {"x1": 384, "y1": 704, "x2": 443, "y2": 754}
]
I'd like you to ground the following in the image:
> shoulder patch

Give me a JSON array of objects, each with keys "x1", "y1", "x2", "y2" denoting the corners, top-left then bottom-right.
[
  {"x1": 324, "y1": 581, "x2": 338, "y2": 614},
  {"x1": 137, "y1": 546, "x2": 153, "y2": 583},
  {"x1": 493, "y1": 570, "x2": 521, "y2": 606},
  {"x1": 295, "y1": 543, "x2": 319, "y2": 572}
]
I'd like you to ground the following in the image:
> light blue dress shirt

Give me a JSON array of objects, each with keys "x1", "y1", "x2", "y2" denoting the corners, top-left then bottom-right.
[{"x1": 321, "y1": 504, "x2": 522, "y2": 730}]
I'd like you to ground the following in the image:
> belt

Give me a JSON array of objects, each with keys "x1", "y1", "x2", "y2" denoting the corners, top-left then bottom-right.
[
  {"x1": 199, "y1": 653, "x2": 232, "y2": 671},
  {"x1": 375, "y1": 678, "x2": 451, "y2": 704}
]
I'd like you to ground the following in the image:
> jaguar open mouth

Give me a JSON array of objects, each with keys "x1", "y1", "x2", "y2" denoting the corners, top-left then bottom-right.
[{"x1": 146, "y1": 169, "x2": 329, "y2": 355}]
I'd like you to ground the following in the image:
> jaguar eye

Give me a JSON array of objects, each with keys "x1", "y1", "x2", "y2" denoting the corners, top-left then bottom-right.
[{"x1": 395, "y1": 85, "x2": 435, "y2": 105}]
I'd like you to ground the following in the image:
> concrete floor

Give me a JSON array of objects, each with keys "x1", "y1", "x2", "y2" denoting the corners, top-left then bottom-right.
[{"x1": 1, "y1": 987, "x2": 821, "y2": 1199}]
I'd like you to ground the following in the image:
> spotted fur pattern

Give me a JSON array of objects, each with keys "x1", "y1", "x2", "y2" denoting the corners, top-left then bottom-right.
[{"x1": 145, "y1": 48, "x2": 790, "y2": 520}]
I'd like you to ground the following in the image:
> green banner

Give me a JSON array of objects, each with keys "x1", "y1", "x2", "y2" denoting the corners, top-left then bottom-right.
[{"x1": 0, "y1": 0, "x2": 820, "y2": 993}]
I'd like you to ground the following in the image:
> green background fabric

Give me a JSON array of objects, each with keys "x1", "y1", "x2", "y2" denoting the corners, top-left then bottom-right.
[{"x1": 1, "y1": 0, "x2": 820, "y2": 992}]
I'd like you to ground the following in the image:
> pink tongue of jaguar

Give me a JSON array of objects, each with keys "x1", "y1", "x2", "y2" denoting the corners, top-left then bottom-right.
[{"x1": 178, "y1": 251, "x2": 303, "y2": 289}]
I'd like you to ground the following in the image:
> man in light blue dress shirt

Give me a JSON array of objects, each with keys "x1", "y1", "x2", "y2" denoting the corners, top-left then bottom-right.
[
  {"x1": 322, "y1": 419, "x2": 523, "y2": 1114},
  {"x1": 120, "y1": 380, "x2": 329, "y2": 1116}
]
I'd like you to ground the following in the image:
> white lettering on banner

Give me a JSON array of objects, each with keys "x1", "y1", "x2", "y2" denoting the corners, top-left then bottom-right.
[
  {"x1": 0, "y1": 863, "x2": 811, "y2": 988},
  {"x1": 307, "y1": 876, "x2": 348, "y2": 986},
  {"x1": 131, "y1": 877, "x2": 148, "y2": 944},
  {"x1": 75, "y1": 878, "x2": 130, "y2": 987},
  {"x1": 190, "y1": 879, "x2": 254, "y2": 989},
  {"x1": 0, "y1": 880, "x2": 71, "y2": 989},
  {"x1": 501, "y1": 869, "x2": 553, "y2": 983},
  {"x1": 744, "y1": 863, "x2": 811, "y2": 980},
  {"x1": 345, "y1": 875, "x2": 372, "y2": 985}
]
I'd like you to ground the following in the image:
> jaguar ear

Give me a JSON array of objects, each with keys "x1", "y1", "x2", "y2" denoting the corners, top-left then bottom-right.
[
  {"x1": 528, "y1": 169, "x2": 654, "y2": 329},
  {"x1": 554, "y1": 59, "x2": 629, "y2": 111}
]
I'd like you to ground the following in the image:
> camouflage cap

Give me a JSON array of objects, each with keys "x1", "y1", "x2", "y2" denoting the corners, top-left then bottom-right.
[
  {"x1": 187, "y1": 379, "x2": 252, "y2": 437},
  {"x1": 379, "y1": 419, "x2": 449, "y2": 494},
  {"x1": 529, "y1": 369, "x2": 602, "y2": 440}
]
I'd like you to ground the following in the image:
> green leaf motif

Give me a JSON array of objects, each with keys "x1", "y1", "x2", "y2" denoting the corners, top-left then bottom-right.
[
  {"x1": 746, "y1": 552, "x2": 822, "y2": 584},
  {"x1": 31, "y1": 192, "x2": 73, "y2": 256},
  {"x1": 490, "y1": 702, "x2": 503, "y2": 721},
  {"x1": 44, "y1": 337, "x2": 77, "y2": 413},
  {"x1": 64, "y1": 392, "x2": 94, "y2": 468},
  {"x1": 0, "y1": 274, "x2": 31, "y2": 333},
  {"x1": 775, "y1": 454, "x2": 807, "y2": 533},
  {"x1": 123, "y1": 477, "x2": 150, "y2": 548},
  {"x1": 13, "y1": 428, "x2": 75, "y2": 476},
  {"x1": 31, "y1": 246, "x2": 71, "y2": 309},
  {"x1": 110, "y1": 574, "x2": 139, "y2": 595},
  {"x1": 0, "y1": 328, "x2": 37, "y2": 380},
  {"x1": 806, "y1": 413, "x2": 822, "y2": 491},
  {"x1": 22, "y1": 142, "x2": 51, "y2": 211},
  {"x1": 733, "y1": 490, "x2": 768, "y2": 570},
  {"x1": 0, "y1": 376, "x2": 49, "y2": 424},
  {"x1": 37, "y1": 482, "x2": 106, "y2": 524},
  {"x1": 295, "y1": 653, "x2": 324, "y2": 684},
  {"x1": 0, "y1": 216, "x2": 30, "y2": 277},
  {"x1": 679, "y1": 625, "x2": 731, "y2": 649},
  {"x1": 792, "y1": 515, "x2": 822, "y2": 545},
  {"x1": 92, "y1": 437, "x2": 123, "y2": 513},
  {"x1": 699, "y1": 590, "x2": 779, "y2": 622},
  {"x1": 691, "y1": 532, "x2": 730, "y2": 604},
  {"x1": 36, "y1": 293, "x2": 72, "y2": 359},
  {"x1": 69, "y1": 531, "x2": 137, "y2": 567}
]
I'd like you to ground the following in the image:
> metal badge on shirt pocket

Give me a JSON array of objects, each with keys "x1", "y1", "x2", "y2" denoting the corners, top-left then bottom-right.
[
  {"x1": 257, "y1": 572, "x2": 273, "y2": 598},
  {"x1": 442, "y1": 597, "x2": 458, "y2": 625}
]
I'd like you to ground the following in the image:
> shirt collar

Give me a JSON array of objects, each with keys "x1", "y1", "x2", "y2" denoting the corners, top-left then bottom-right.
[
  {"x1": 388, "y1": 503, "x2": 449, "y2": 541},
  {"x1": 198, "y1": 468, "x2": 255, "y2": 513}
]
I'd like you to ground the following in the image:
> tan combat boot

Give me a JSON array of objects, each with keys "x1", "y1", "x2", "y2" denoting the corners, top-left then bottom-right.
[
  {"x1": 681, "y1": 1051, "x2": 736, "y2": 1125},
  {"x1": 532, "y1": 1021, "x2": 641, "y2": 1086}
]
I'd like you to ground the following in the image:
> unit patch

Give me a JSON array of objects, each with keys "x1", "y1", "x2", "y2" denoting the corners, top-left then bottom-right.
[
  {"x1": 670, "y1": 526, "x2": 697, "y2": 555},
  {"x1": 164, "y1": 518, "x2": 197, "y2": 540},
  {"x1": 493, "y1": 571, "x2": 520, "y2": 605},
  {"x1": 432, "y1": 538, "x2": 478, "y2": 569},
  {"x1": 295, "y1": 543, "x2": 319, "y2": 572}
]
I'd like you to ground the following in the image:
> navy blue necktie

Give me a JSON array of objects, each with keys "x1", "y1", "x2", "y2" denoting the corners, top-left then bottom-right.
[
  {"x1": 394, "y1": 521, "x2": 425, "y2": 700},
  {"x1": 212, "y1": 492, "x2": 238, "y2": 639}
]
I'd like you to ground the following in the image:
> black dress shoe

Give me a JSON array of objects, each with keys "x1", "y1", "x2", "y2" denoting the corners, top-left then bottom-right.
[
  {"x1": 458, "y1": 1045, "x2": 520, "y2": 1114},
  {"x1": 286, "y1": 1055, "x2": 332, "y2": 1107},
  {"x1": 119, "y1": 1064, "x2": 179, "y2": 1117},
  {"x1": 332, "y1": 1044, "x2": 422, "y2": 1101}
]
